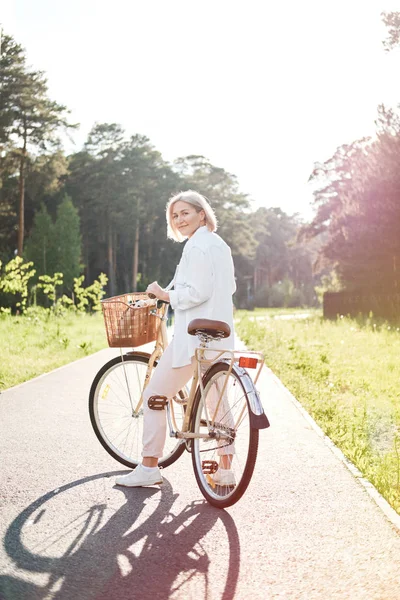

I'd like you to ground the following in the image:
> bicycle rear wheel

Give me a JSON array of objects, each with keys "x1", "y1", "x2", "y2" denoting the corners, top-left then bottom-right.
[
  {"x1": 89, "y1": 353, "x2": 186, "y2": 469},
  {"x1": 191, "y1": 361, "x2": 259, "y2": 508}
]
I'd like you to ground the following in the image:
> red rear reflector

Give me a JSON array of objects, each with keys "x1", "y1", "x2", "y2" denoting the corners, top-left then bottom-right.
[{"x1": 239, "y1": 357, "x2": 258, "y2": 369}]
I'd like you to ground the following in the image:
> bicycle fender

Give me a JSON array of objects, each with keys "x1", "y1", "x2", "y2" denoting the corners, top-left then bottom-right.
[
  {"x1": 125, "y1": 351, "x2": 152, "y2": 360},
  {"x1": 232, "y1": 363, "x2": 270, "y2": 430}
]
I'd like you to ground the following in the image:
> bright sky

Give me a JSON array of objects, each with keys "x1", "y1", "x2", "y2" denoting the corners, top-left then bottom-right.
[{"x1": 2, "y1": 0, "x2": 400, "y2": 220}]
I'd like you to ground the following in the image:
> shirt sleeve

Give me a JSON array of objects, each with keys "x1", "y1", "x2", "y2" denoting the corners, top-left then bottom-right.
[{"x1": 169, "y1": 246, "x2": 214, "y2": 311}]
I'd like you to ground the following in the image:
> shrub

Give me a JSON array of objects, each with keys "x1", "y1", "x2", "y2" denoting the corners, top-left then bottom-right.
[{"x1": 0, "y1": 257, "x2": 36, "y2": 312}]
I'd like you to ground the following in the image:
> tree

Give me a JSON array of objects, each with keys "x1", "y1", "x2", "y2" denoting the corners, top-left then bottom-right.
[
  {"x1": 24, "y1": 203, "x2": 56, "y2": 277},
  {"x1": 53, "y1": 195, "x2": 82, "y2": 292},
  {"x1": 382, "y1": 11, "x2": 400, "y2": 51},
  {"x1": 298, "y1": 104, "x2": 400, "y2": 293},
  {"x1": 64, "y1": 150, "x2": 98, "y2": 283},
  {"x1": 120, "y1": 135, "x2": 181, "y2": 290},
  {"x1": 24, "y1": 151, "x2": 69, "y2": 212},
  {"x1": 0, "y1": 34, "x2": 26, "y2": 147},
  {"x1": 66, "y1": 127, "x2": 182, "y2": 295},
  {"x1": 0, "y1": 150, "x2": 19, "y2": 259},
  {"x1": 0, "y1": 32, "x2": 76, "y2": 256},
  {"x1": 81, "y1": 123, "x2": 126, "y2": 295}
]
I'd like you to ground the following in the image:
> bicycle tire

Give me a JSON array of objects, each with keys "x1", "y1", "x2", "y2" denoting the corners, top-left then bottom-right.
[
  {"x1": 89, "y1": 353, "x2": 186, "y2": 469},
  {"x1": 191, "y1": 361, "x2": 259, "y2": 508}
]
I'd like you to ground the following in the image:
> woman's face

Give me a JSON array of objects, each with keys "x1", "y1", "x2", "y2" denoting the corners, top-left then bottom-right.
[{"x1": 171, "y1": 201, "x2": 205, "y2": 238}]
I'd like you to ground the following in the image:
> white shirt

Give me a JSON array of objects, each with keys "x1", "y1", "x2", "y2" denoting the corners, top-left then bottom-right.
[{"x1": 168, "y1": 226, "x2": 236, "y2": 368}]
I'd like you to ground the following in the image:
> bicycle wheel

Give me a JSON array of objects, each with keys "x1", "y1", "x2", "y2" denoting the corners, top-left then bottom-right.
[
  {"x1": 89, "y1": 353, "x2": 186, "y2": 469},
  {"x1": 191, "y1": 361, "x2": 259, "y2": 508}
]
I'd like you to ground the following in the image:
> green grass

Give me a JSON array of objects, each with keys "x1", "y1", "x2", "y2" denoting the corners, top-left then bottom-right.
[
  {"x1": 236, "y1": 307, "x2": 320, "y2": 318},
  {"x1": 0, "y1": 311, "x2": 108, "y2": 390},
  {"x1": 236, "y1": 311, "x2": 400, "y2": 514}
]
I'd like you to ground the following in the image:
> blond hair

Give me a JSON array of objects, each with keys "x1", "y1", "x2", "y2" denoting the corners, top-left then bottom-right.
[{"x1": 166, "y1": 190, "x2": 218, "y2": 242}]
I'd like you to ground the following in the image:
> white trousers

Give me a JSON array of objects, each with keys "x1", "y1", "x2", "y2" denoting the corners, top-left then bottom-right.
[
  {"x1": 142, "y1": 341, "x2": 235, "y2": 459},
  {"x1": 142, "y1": 343, "x2": 193, "y2": 458}
]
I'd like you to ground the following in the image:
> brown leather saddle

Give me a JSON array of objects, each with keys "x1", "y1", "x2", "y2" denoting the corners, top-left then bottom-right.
[{"x1": 187, "y1": 318, "x2": 231, "y2": 339}]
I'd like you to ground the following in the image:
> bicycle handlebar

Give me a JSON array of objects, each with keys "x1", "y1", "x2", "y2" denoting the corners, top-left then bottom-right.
[{"x1": 147, "y1": 292, "x2": 170, "y2": 307}]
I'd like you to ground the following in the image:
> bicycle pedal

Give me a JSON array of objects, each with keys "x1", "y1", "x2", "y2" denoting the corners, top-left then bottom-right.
[
  {"x1": 202, "y1": 460, "x2": 218, "y2": 474},
  {"x1": 148, "y1": 395, "x2": 168, "y2": 410}
]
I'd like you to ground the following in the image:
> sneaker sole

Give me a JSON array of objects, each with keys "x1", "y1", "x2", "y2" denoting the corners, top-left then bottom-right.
[
  {"x1": 216, "y1": 483, "x2": 236, "y2": 488},
  {"x1": 116, "y1": 479, "x2": 163, "y2": 488}
]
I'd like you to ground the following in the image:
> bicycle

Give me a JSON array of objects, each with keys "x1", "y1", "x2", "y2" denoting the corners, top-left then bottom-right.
[{"x1": 89, "y1": 291, "x2": 270, "y2": 508}]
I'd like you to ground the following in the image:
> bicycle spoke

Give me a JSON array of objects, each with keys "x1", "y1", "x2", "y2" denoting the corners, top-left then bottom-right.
[
  {"x1": 191, "y1": 363, "x2": 259, "y2": 508},
  {"x1": 90, "y1": 355, "x2": 186, "y2": 469}
]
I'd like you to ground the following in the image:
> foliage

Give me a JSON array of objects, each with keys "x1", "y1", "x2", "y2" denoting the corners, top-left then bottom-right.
[
  {"x1": 294, "y1": 16, "x2": 400, "y2": 296},
  {"x1": 73, "y1": 272, "x2": 108, "y2": 312},
  {"x1": 314, "y1": 271, "x2": 343, "y2": 304},
  {"x1": 382, "y1": 11, "x2": 400, "y2": 51},
  {"x1": 84, "y1": 272, "x2": 108, "y2": 311},
  {"x1": 1, "y1": 31, "x2": 318, "y2": 309},
  {"x1": 0, "y1": 32, "x2": 77, "y2": 255},
  {"x1": 237, "y1": 310, "x2": 400, "y2": 514},
  {"x1": 255, "y1": 278, "x2": 311, "y2": 308},
  {"x1": 245, "y1": 207, "x2": 318, "y2": 308},
  {"x1": 24, "y1": 203, "x2": 57, "y2": 276},
  {"x1": 0, "y1": 256, "x2": 36, "y2": 310},
  {"x1": 37, "y1": 272, "x2": 64, "y2": 304},
  {"x1": 53, "y1": 195, "x2": 82, "y2": 291},
  {"x1": 299, "y1": 106, "x2": 400, "y2": 293},
  {"x1": 24, "y1": 195, "x2": 82, "y2": 293}
]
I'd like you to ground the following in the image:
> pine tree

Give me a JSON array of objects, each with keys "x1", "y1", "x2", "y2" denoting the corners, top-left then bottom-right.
[
  {"x1": 24, "y1": 203, "x2": 56, "y2": 277},
  {"x1": 0, "y1": 32, "x2": 76, "y2": 256},
  {"x1": 53, "y1": 195, "x2": 82, "y2": 292}
]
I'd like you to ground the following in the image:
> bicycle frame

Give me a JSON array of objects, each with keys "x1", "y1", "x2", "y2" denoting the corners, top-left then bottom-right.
[{"x1": 122, "y1": 299, "x2": 266, "y2": 442}]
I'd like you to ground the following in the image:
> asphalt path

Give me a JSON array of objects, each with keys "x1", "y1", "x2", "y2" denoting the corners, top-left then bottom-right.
[{"x1": 1, "y1": 341, "x2": 400, "y2": 600}]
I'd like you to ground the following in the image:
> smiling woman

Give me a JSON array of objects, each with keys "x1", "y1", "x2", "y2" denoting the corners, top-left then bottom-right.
[
  {"x1": 167, "y1": 191, "x2": 218, "y2": 242},
  {"x1": 115, "y1": 190, "x2": 237, "y2": 488},
  {"x1": 171, "y1": 201, "x2": 205, "y2": 239}
]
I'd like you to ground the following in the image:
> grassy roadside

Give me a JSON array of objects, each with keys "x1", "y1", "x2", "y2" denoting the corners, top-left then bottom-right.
[
  {"x1": 236, "y1": 310, "x2": 400, "y2": 514},
  {"x1": 0, "y1": 311, "x2": 108, "y2": 390},
  {"x1": 236, "y1": 307, "x2": 320, "y2": 318}
]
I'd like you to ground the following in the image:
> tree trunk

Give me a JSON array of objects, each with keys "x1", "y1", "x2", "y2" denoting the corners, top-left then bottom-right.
[
  {"x1": 43, "y1": 236, "x2": 47, "y2": 274},
  {"x1": 84, "y1": 236, "x2": 90, "y2": 283},
  {"x1": 113, "y1": 229, "x2": 117, "y2": 290},
  {"x1": 17, "y1": 134, "x2": 27, "y2": 255},
  {"x1": 123, "y1": 270, "x2": 130, "y2": 292},
  {"x1": 132, "y1": 219, "x2": 139, "y2": 291},
  {"x1": 108, "y1": 223, "x2": 116, "y2": 296}
]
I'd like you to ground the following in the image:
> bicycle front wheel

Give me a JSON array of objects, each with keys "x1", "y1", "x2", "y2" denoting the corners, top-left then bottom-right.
[
  {"x1": 89, "y1": 353, "x2": 186, "y2": 469},
  {"x1": 191, "y1": 361, "x2": 259, "y2": 508}
]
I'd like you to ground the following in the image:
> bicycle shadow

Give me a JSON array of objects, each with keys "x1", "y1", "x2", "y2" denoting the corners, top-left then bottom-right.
[{"x1": 0, "y1": 471, "x2": 240, "y2": 600}]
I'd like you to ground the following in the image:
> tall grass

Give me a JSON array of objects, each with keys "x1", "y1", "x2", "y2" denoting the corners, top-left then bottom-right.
[
  {"x1": 236, "y1": 311, "x2": 400, "y2": 514},
  {"x1": 0, "y1": 310, "x2": 107, "y2": 390}
]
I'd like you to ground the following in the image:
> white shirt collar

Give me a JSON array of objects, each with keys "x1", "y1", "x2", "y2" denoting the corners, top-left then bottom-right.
[
  {"x1": 183, "y1": 225, "x2": 209, "y2": 252},
  {"x1": 192, "y1": 225, "x2": 208, "y2": 238}
]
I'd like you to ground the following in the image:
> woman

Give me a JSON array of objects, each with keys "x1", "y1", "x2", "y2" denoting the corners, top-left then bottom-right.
[{"x1": 116, "y1": 190, "x2": 236, "y2": 488}]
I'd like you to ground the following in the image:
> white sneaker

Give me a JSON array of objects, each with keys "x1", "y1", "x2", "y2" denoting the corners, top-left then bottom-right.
[
  {"x1": 115, "y1": 464, "x2": 163, "y2": 487},
  {"x1": 212, "y1": 467, "x2": 236, "y2": 486}
]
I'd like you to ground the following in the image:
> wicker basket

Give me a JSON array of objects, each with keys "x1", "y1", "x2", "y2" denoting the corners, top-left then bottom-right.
[{"x1": 101, "y1": 293, "x2": 159, "y2": 348}]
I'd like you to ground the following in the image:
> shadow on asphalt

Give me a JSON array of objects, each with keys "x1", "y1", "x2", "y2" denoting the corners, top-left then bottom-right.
[{"x1": 0, "y1": 471, "x2": 240, "y2": 600}]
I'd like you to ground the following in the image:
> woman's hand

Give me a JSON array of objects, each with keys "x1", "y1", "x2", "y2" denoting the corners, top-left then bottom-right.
[{"x1": 146, "y1": 281, "x2": 169, "y2": 302}]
